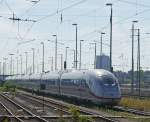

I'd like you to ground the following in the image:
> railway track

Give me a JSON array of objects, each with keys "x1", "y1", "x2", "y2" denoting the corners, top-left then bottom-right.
[
  {"x1": 0, "y1": 101, "x2": 24, "y2": 122},
  {"x1": 122, "y1": 93, "x2": 150, "y2": 99},
  {"x1": 0, "y1": 101, "x2": 12, "y2": 116},
  {"x1": 0, "y1": 93, "x2": 32, "y2": 116},
  {"x1": 15, "y1": 93, "x2": 71, "y2": 115},
  {"x1": 8, "y1": 91, "x2": 150, "y2": 121},
  {"x1": 0, "y1": 93, "x2": 49, "y2": 122},
  {"x1": 16, "y1": 93, "x2": 94, "y2": 115},
  {"x1": 113, "y1": 106, "x2": 150, "y2": 116},
  {"x1": 3, "y1": 91, "x2": 142, "y2": 121},
  {"x1": 14, "y1": 92, "x2": 119, "y2": 122}
]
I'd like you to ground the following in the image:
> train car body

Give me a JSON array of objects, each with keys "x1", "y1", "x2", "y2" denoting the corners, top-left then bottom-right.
[{"x1": 5, "y1": 69, "x2": 121, "y2": 105}]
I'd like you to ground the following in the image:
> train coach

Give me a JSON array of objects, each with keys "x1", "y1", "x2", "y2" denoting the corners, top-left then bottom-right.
[{"x1": 6, "y1": 69, "x2": 121, "y2": 105}]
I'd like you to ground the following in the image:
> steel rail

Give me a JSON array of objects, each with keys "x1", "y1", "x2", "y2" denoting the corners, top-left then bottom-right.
[
  {"x1": 0, "y1": 93, "x2": 49, "y2": 122},
  {"x1": 20, "y1": 93, "x2": 118, "y2": 122},
  {"x1": 17, "y1": 93, "x2": 71, "y2": 114},
  {"x1": 113, "y1": 106, "x2": 150, "y2": 116},
  {"x1": 0, "y1": 101, "x2": 24, "y2": 122}
]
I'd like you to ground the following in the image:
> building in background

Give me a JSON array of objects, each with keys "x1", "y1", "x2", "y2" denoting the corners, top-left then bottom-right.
[{"x1": 96, "y1": 55, "x2": 110, "y2": 70}]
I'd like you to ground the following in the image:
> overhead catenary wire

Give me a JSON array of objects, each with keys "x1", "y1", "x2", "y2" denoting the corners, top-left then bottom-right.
[
  {"x1": 1, "y1": 0, "x2": 150, "y2": 72},
  {"x1": 117, "y1": 0, "x2": 150, "y2": 8},
  {"x1": 78, "y1": 8, "x2": 150, "y2": 41},
  {"x1": 5, "y1": 0, "x2": 14, "y2": 14},
  {"x1": 20, "y1": 0, "x2": 41, "y2": 17},
  {"x1": 36, "y1": 0, "x2": 88, "y2": 22}
]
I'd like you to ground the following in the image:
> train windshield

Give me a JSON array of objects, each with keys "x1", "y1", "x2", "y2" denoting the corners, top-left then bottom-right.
[{"x1": 102, "y1": 77, "x2": 116, "y2": 86}]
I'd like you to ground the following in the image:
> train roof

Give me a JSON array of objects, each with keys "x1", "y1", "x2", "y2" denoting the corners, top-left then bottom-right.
[
  {"x1": 15, "y1": 75, "x2": 23, "y2": 80},
  {"x1": 21, "y1": 75, "x2": 29, "y2": 79},
  {"x1": 89, "y1": 69, "x2": 115, "y2": 77},
  {"x1": 61, "y1": 70, "x2": 85, "y2": 79},
  {"x1": 61, "y1": 69, "x2": 116, "y2": 80},
  {"x1": 30, "y1": 73, "x2": 42, "y2": 80},
  {"x1": 5, "y1": 69, "x2": 117, "y2": 81},
  {"x1": 42, "y1": 72, "x2": 60, "y2": 80},
  {"x1": 5, "y1": 76, "x2": 11, "y2": 80}
]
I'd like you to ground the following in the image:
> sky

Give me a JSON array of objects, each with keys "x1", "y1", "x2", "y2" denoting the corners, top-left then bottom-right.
[{"x1": 0, "y1": 0, "x2": 150, "y2": 74}]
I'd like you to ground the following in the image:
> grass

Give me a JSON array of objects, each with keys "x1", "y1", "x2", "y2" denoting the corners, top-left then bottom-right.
[
  {"x1": 3, "y1": 82, "x2": 150, "y2": 122},
  {"x1": 119, "y1": 97, "x2": 150, "y2": 112},
  {"x1": 130, "y1": 118, "x2": 150, "y2": 122},
  {"x1": 96, "y1": 106, "x2": 150, "y2": 122},
  {"x1": 0, "y1": 86, "x2": 6, "y2": 92},
  {"x1": 0, "y1": 80, "x2": 17, "y2": 93}
]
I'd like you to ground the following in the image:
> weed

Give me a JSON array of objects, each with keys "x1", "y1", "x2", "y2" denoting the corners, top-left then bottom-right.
[{"x1": 119, "y1": 97, "x2": 150, "y2": 112}]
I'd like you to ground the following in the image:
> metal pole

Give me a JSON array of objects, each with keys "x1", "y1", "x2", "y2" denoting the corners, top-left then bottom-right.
[
  {"x1": 11, "y1": 56, "x2": 12, "y2": 75},
  {"x1": 131, "y1": 20, "x2": 138, "y2": 94},
  {"x1": 12, "y1": 59, "x2": 14, "y2": 75},
  {"x1": 52, "y1": 35, "x2": 57, "y2": 71},
  {"x1": 100, "y1": 33, "x2": 105, "y2": 56},
  {"x1": 0, "y1": 62, "x2": 2, "y2": 76},
  {"x1": 61, "y1": 54, "x2": 63, "y2": 70},
  {"x1": 109, "y1": 5, "x2": 113, "y2": 72},
  {"x1": 80, "y1": 41, "x2": 81, "y2": 69},
  {"x1": 25, "y1": 52, "x2": 28, "y2": 74},
  {"x1": 3, "y1": 58, "x2": 7, "y2": 80},
  {"x1": 94, "y1": 43, "x2": 97, "y2": 69},
  {"x1": 110, "y1": 5, "x2": 112, "y2": 72},
  {"x1": 32, "y1": 48, "x2": 35, "y2": 74},
  {"x1": 106, "y1": 3, "x2": 113, "y2": 72},
  {"x1": 10, "y1": 59, "x2": 11, "y2": 75},
  {"x1": 16, "y1": 57, "x2": 18, "y2": 75},
  {"x1": 72, "y1": 24, "x2": 78, "y2": 69},
  {"x1": 9, "y1": 54, "x2": 14, "y2": 75},
  {"x1": 20, "y1": 55, "x2": 22, "y2": 75},
  {"x1": 76, "y1": 25, "x2": 77, "y2": 69},
  {"x1": 138, "y1": 29, "x2": 141, "y2": 96},
  {"x1": 89, "y1": 43, "x2": 97, "y2": 69},
  {"x1": 131, "y1": 23, "x2": 134, "y2": 94},
  {"x1": 100, "y1": 34, "x2": 102, "y2": 56},
  {"x1": 59, "y1": 54, "x2": 63, "y2": 71},
  {"x1": 52, "y1": 56, "x2": 53, "y2": 71},
  {"x1": 109, "y1": 5, "x2": 112, "y2": 71},
  {"x1": 41, "y1": 42, "x2": 44, "y2": 73},
  {"x1": 80, "y1": 40, "x2": 84, "y2": 69},
  {"x1": 3, "y1": 61, "x2": 5, "y2": 80},
  {"x1": 137, "y1": 41, "x2": 139, "y2": 93},
  {"x1": 43, "y1": 44, "x2": 44, "y2": 73},
  {"x1": 100, "y1": 33, "x2": 105, "y2": 68},
  {"x1": 73, "y1": 50, "x2": 75, "y2": 68},
  {"x1": 65, "y1": 47, "x2": 69, "y2": 69},
  {"x1": 56, "y1": 36, "x2": 57, "y2": 71}
]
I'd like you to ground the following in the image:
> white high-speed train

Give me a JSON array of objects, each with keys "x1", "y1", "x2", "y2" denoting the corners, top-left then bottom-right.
[{"x1": 6, "y1": 69, "x2": 121, "y2": 105}]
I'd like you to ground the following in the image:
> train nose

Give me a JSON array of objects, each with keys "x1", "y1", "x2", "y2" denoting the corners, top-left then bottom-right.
[{"x1": 102, "y1": 85, "x2": 121, "y2": 98}]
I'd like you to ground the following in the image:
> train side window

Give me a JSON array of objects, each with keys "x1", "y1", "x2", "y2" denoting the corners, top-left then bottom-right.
[
  {"x1": 48, "y1": 79, "x2": 56, "y2": 85},
  {"x1": 61, "y1": 79, "x2": 78, "y2": 86}
]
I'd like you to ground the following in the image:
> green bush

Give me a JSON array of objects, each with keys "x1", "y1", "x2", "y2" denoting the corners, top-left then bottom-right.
[
  {"x1": 69, "y1": 106, "x2": 93, "y2": 122},
  {"x1": 0, "y1": 81, "x2": 16, "y2": 93}
]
